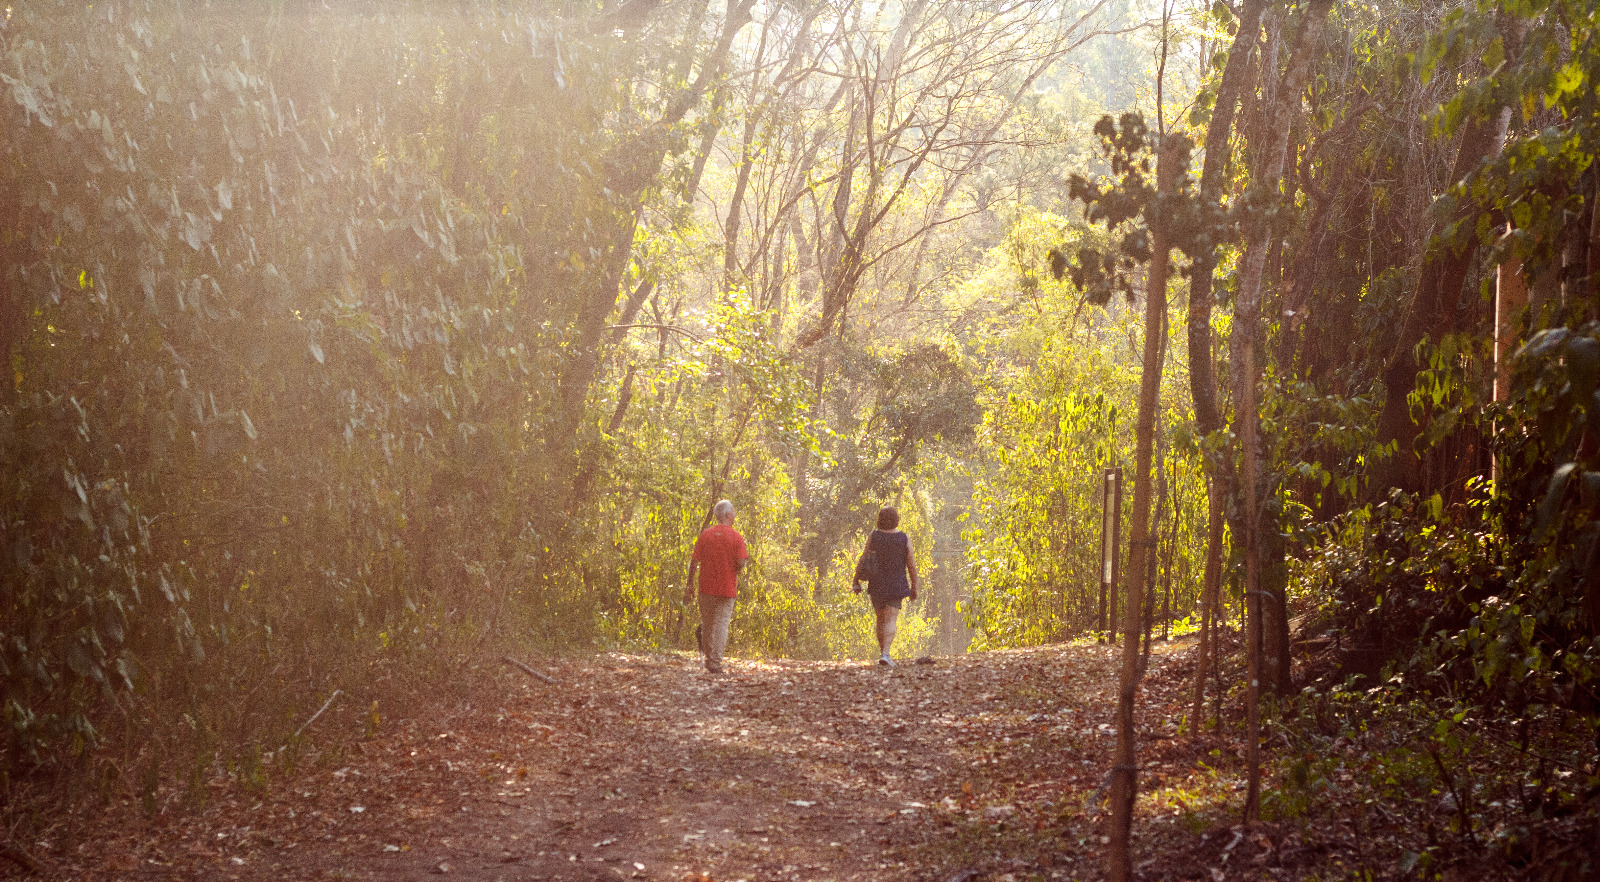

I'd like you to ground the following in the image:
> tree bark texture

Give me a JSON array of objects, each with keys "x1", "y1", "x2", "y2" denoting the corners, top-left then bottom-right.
[
  {"x1": 1374, "y1": 12, "x2": 1524, "y2": 495},
  {"x1": 1231, "y1": 0, "x2": 1335, "y2": 817},
  {"x1": 1182, "y1": 0, "x2": 1262, "y2": 717},
  {"x1": 1108, "y1": 142, "x2": 1176, "y2": 882}
]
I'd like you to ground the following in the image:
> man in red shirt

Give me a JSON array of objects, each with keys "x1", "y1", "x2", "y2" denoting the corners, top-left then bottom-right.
[{"x1": 687, "y1": 499, "x2": 749, "y2": 674}]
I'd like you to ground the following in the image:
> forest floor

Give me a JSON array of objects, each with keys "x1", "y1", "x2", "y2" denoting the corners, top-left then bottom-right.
[{"x1": 0, "y1": 638, "x2": 1506, "y2": 882}]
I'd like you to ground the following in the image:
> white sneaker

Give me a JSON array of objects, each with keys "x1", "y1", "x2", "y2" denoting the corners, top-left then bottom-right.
[{"x1": 878, "y1": 654, "x2": 895, "y2": 667}]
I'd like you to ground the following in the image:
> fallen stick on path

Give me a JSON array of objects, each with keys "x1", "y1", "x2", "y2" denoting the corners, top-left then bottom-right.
[
  {"x1": 288, "y1": 689, "x2": 343, "y2": 745},
  {"x1": 501, "y1": 655, "x2": 558, "y2": 684}
]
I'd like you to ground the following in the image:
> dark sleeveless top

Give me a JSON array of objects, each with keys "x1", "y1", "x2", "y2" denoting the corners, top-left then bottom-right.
[{"x1": 865, "y1": 530, "x2": 912, "y2": 601}]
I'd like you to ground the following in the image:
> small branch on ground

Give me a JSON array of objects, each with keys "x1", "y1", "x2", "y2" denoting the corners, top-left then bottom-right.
[
  {"x1": 286, "y1": 689, "x2": 343, "y2": 747},
  {"x1": 501, "y1": 655, "x2": 559, "y2": 684}
]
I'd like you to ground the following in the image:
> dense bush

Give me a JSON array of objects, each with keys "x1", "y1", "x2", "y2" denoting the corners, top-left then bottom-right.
[
  {"x1": 0, "y1": 2, "x2": 618, "y2": 773},
  {"x1": 0, "y1": 0, "x2": 997, "y2": 783}
]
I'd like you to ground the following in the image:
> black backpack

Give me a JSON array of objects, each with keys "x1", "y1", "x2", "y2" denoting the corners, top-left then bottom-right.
[{"x1": 853, "y1": 532, "x2": 881, "y2": 584}]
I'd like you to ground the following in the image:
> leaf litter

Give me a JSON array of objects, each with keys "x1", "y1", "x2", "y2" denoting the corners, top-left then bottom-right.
[{"x1": 0, "y1": 638, "x2": 1544, "y2": 881}]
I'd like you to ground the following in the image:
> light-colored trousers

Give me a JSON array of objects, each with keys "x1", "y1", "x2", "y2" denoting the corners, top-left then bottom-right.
[{"x1": 698, "y1": 593, "x2": 736, "y2": 672}]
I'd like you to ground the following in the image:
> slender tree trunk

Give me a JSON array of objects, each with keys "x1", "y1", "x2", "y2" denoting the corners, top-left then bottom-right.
[
  {"x1": 684, "y1": 87, "x2": 727, "y2": 205},
  {"x1": 1190, "y1": 486, "x2": 1225, "y2": 734},
  {"x1": 1237, "y1": 301, "x2": 1266, "y2": 823},
  {"x1": 1262, "y1": 521, "x2": 1293, "y2": 692},
  {"x1": 1189, "y1": 0, "x2": 1265, "y2": 440},
  {"x1": 1183, "y1": 0, "x2": 1262, "y2": 719},
  {"x1": 1108, "y1": 142, "x2": 1177, "y2": 882},
  {"x1": 1231, "y1": 0, "x2": 1334, "y2": 822},
  {"x1": 1141, "y1": 448, "x2": 1169, "y2": 673},
  {"x1": 724, "y1": 107, "x2": 762, "y2": 287},
  {"x1": 545, "y1": 0, "x2": 756, "y2": 521}
]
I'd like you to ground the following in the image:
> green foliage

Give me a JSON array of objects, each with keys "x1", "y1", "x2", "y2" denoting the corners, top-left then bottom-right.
[
  {"x1": 1281, "y1": 0, "x2": 1600, "y2": 723},
  {"x1": 1425, "y1": 0, "x2": 1600, "y2": 291},
  {"x1": 1055, "y1": 112, "x2": 1211, "y2": 308},
  {"x1": 1058, "y1": 114, "x2": 1157, "y2": 304},
  {"x1": 1293, "y1": 317, "x2": 1600, "y2": 711},
  {"x1": 795, "y1": 339, "x2": 981, "y2": 579},
  {"x1": 11, "y1": 0, "x2": 1595, "y2": 822},
  {"x1": 0, "y1": 0, "x2": 711, "y2": 773},
  {"x1": 1270, "y1": 682, "x2": 1600, "y2": 876},
  {"x1": 965, "y1": 382, "x2": 1127, "y2": 647},
  {"x1": 962, "y1": 209, "x2": 1208, "y2": 647}
]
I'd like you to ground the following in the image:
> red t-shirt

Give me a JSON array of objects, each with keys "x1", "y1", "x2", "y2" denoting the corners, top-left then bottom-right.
[{"x1": 692, "y1": 525, "x2": 749, "y2": 598}]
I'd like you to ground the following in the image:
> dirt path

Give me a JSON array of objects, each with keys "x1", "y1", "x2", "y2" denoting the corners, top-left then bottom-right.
[
  {"x1": 34, "y1": 642, "x2": 1229, "y2": 882},
  {"x1": 22, "y1": 636, "x2": 1568, "y2": 881}
]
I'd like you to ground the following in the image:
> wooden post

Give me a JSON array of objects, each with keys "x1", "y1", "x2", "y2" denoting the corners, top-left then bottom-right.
[
  {"x1": 1494, "y1": 243, "x2": 1528, "y2": 484},
  {"x1": 1495, "y1": 249, "x2": 1527, "y2": 405},
  {"x1": 1162, "y1": 459, "x2": 1178, "y2": 642},
  {"x1": 1100, "y1": 467, "x2": 1123, "y2": 642}
]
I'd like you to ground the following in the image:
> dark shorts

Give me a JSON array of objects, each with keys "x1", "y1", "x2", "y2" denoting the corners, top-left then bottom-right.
[{"x1": 870, "y1": 593, "x2": 904, "y2": 611}]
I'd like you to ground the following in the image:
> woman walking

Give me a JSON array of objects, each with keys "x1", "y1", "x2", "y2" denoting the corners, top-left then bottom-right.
[{"x1": 853, "y1": 506, "x2": 919, "y2": 666}]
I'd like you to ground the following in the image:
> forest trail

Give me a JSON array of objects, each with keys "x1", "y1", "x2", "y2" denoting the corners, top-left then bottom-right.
[{"x1": 60, "y1": 641, "x2": 1227, "y2": 882}]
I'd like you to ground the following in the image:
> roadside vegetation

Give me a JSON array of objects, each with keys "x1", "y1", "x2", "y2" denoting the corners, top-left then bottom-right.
[{"x1": 3, "y1": 0, "x2": 1599, "y2": 878}]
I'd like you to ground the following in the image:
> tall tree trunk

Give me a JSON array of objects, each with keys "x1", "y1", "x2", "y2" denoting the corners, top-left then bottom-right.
[
  {"x1": 1232, "y1": 0, "x2": 1334, "y2": 821},
  {"x1": 1189, "y1": 0, "x2": 1266, "y2": 439},
  {"x1": 544, "y1": 0, "x2": 756, "y2": 523},
  {"x1": 1374, "y1": 11, "x2": 1524, "y2": 494},
  {"x1": 1261, "y1": 519, "x2": 1293, "y2": 692},
  {"x1": 1107, "y1": 141, "x2": 1176, "y2": 882},
  {"x1": 1183, "y1": 0, "x2": 1262, "y2": 718},
  {"x1": 1237, "y1": 319, "x2": 1266, "y2": 821}
]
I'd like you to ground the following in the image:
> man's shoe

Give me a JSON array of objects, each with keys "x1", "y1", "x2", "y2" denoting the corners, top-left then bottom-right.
[{"x1": 878, "y1": 654, "x2": 895, "y2": 667}]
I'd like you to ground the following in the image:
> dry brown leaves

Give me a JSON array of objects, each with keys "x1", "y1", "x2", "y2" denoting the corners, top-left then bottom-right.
[{"x1": 0, "y1": 639, "x2": 1549, "y2": 882}]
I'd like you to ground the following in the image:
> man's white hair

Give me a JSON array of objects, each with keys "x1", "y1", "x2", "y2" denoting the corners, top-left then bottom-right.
[{"x1": 712, "y1": 499, "x2": 735, "y2": 522}]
